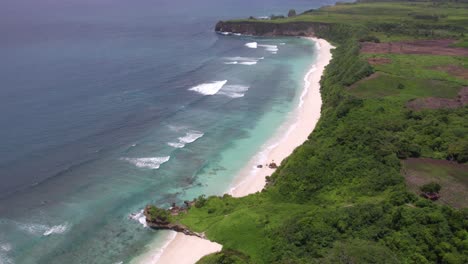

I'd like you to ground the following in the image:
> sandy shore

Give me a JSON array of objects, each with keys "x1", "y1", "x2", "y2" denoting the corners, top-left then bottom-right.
[
  {"x1": 139, "y1": 37, "x2": 333, "y2": 264},
  {"x1": 229, "y1": 37, "x2": 333, "y2": 197}
]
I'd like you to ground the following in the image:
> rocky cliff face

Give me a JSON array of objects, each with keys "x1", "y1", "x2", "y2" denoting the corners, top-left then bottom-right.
[{"x1": 215, "y1": 21, "x2": 329, "y2": 37}]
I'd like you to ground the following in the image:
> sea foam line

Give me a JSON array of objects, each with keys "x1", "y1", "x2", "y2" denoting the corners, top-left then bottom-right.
[
  {"x1": 123, "y1": 156, "x2": 170, "y2": 169},
  {"x1": 224, "y1": 56, "x2": 263, "y2": 66},
  {"x1": 218, "y1": 85, "x2": 250, "y2": 98},
  {"x1": 16, "y1": 222, "x2": 70, "y2": 237},
  {"x1": 245, "y1": 42, "x2": 257, "y2": 48},
  {"x1": 189, "y1": 80, "x2": 227, "y2": 95},
  {"x1": 167, "y1": 130, "x2": 204, "y2": 149}
]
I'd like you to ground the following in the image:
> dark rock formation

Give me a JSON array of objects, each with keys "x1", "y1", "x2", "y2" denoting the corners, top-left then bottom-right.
[
  {"x1": 144, "y1": 205, "x2": 206, "y2": 238},
  {"x1": 215, "y1": 21, "x2": 329, "y2": 37}
]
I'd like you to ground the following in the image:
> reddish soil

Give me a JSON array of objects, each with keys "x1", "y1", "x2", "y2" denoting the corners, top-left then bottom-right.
[
  {"x1": 431, "y1": 65, "x2": 468, "y2": 80},
  {"x1": 406, "y1": 87, "x2": 468, "y2": 110},
  {"x1": 367, "y1": 57, "x2": 392, "y2": 65},
  {"x1": 361, "y1": 39, "x2": 468, "y2": 56}
]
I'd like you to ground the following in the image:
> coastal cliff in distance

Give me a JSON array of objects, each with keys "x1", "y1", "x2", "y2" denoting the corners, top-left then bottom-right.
[{"x1": 215, "y1": 21, "x2": 329, "y2": 37}]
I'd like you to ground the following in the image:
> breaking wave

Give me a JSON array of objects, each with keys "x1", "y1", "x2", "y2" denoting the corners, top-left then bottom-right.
[
  {"x1": 224, "y1": 56, "x2": 263, "y2": 66},
  {"x1": 17, "y1": 222, "x2": 70, "y2": 236},
  {"x1": 167, "y1": 142, "x2": 185, "y2": 148},
  {"x1": 43, "y1": 224, "x2": 69, "y2": 236},
  {"x1": 129, "y1": 210, "x2": 147, "y2": 228},
  {"x1": 219, "y1": 85, "x2": 250, "y2": 98},
  {"x1": 239, "y1": 61, "x2": 257, "y2": 65},
  {"x1": 189, "y1": 80, "x2": 227, "y2": 95},
  {"x1": 258, "y1": 44, "x2": 278, "y2": 53},
  {"x1": 123, "y1": 156, "x2": 170, "y2": 169},
  {"x1": 167, "y1": 131, "x2": 204, "y2": 149},
  {"x1": 245, "y1": 42, "x2": 257, "y2": 48},
  {"x1": 179, "y1": 131, "x2": 204, "y2": 144}
]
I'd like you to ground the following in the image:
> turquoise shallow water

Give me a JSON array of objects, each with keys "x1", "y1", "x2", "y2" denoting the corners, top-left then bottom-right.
[{"x1": 0, "y1": 0, "x2": 332, "y2": 263}]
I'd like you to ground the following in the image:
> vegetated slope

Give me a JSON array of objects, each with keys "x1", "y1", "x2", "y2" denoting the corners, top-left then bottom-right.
[{"x1": 150, "y1": 1, "x2": 468, "y2": 263}]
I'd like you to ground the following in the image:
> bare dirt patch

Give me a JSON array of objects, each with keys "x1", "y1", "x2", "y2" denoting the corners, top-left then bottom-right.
[
  {"x1": 361, "y1": 39, "x2": 468, "y2": 56},
  {"x1": 402, "y1": 158, "x2": 468, "y2": 208},
  {"x1": 367, "y1": 57, "x2": 392, "y2": 65},
  {"x1": 430, "y1": 64, "x2": 468, "y2": 80},
  {"x1": 406, "y1": 86, "x2": 468, "y2": 110}
]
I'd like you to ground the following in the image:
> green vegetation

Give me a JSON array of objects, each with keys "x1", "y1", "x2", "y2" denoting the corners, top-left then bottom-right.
[
  {"x1": 421, "y1": 182, "x2": 442, "y2": 193},
  {"x1": 146, "y1": 206, "x2": 172, "y2": 223},
  {"x1": 151, "y1": 1, "x2": 468, "y2": 263}
]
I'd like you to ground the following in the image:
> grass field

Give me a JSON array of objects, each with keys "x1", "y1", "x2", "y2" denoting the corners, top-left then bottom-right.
[{"x1": 403, "y1": 158, "x2": 468, "y2": 208}]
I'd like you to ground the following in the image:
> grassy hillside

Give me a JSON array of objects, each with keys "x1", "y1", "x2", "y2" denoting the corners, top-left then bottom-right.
[{"x1": 148, "y1": 1, "x2": 468, "y2": 263}]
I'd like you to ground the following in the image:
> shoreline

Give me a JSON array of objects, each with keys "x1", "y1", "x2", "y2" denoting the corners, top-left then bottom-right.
[
  {"x1": 139, "y1": 37, "x2": 333, "y2": 264},
  {"x1": 229, "y1": 37, "x2": 332, "y2": 197}
]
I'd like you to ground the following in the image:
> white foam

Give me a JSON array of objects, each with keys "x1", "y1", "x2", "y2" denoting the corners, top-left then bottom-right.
[
  {"x1": 258, "y1": 44, "x2": 278, "y2": 53},
  {"x1": 167, "y1": 142, "x2": 185, "y2": 148},
  {"x1": 43, "y1": 223, "x2": 69, "y2": 236},
  {"x1": 129, "y1": 210, "x2": 147, "y2": 228},
  {"x1": 0, "y1": 253, "x2": 13, "y2": 264},
  {"x1": 0, "y1": 243, "x2": 11, "y2": 252},
  {"x1": 167, "y1": 130, "x2": 204, "y2": 149},
  {"x1": 218, "y1": 85, "x2": 250, "y2": 98},
  {"x1": 233, "y1": 33, "x2": 242, "y2": 36},
  {"x1": 225, "y1": 56, "x2": 263, "y2": 61},
  {"x1": 17, "y1": 222, "x2": 69, "y2": 237},
  {"x1": 178, "y1": 131, "x2": 204, "y2": 144},
  {"x1": 189, "y1": 80, "x2": 227, "y2": 95},
  {"x1": 245, "y1": 42, "x2": 257, "y2": 48},
  {"x1": 133, "y1": 231, "x2": 177, "y2": 264},
  {"x1": 167, "y1": 125, "x2": 187, "y2": 132},
  {"x1": 299, "y1": 65, "x2": 317, "y2": 108},
  {"x1": 224, "y1": 56, "x2": 263, "y2": 66},
  {"x1": 239, "y1": 61, "x2": 257, "y2": 65},
  {"x1": 220, "y1": 31, "x2": 231, "y2": 35},
  {"x1": 123, "y1": 156, "x2": 170, "y2": 169}
]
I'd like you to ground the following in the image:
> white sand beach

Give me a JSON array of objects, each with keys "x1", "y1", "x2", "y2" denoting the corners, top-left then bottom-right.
[
  {"x1": 229, "y1": 37, "x2": 334, "y2": 197},
  {"x1": 139, "y1": 37, "x2": 333, "y2": 264}
]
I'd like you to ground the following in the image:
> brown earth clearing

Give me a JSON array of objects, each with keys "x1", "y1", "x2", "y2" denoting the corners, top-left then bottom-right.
[{"x1": 361, "y1": 39, "x2": 468, "y2": 56}]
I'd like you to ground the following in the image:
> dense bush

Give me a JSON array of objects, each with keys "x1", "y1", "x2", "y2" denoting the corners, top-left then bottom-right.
[{"x1": 420, "y1": 182, "x2": 442, "y2": 193}]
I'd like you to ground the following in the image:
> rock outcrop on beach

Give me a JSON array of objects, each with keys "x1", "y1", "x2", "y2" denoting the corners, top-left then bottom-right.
[
  {"x1": 144, "y1": 205, "x2": 206, "y2": 238},
  {"x1": 215, "y1": 21, "x2": 329, "y2": 37}
]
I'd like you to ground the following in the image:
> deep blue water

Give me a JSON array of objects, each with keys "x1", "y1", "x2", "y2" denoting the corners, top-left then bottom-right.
[{"x1": 0, "y1": 0, "x2": 338, "y2": 263}]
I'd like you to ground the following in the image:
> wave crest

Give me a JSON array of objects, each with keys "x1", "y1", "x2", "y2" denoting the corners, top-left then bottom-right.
[
  {"x1": 43, "y1": 224, "x2": 69, "y2": 236},
  {"x1": 123, "y1": 156, "x2": 170, "y2": 169},
  {"x1": 219, "y1": 85, "x2": 250, "y2": 98},
  {"x1": 189, "y1": 80, "x2": 227, "y2": 95},
  {"x1": 245, "y1": 42, "x2": 257, "y2": 48}
]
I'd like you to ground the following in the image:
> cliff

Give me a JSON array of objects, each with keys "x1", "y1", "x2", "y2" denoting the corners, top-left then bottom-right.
[{"x1": 215, "y1": 21, "x2": 329, "y2": 37}]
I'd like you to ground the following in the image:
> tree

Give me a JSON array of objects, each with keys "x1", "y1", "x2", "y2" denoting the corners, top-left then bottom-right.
[
  {"x1": 420, "y1": 182, "x2": 441, "y2": 193},
  {"x1": 288, "y1": 9, "x2": 297, "y2": 17}
]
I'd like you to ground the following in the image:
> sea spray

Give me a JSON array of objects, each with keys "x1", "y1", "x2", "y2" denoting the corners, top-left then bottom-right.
[
  {"x1": 123, "y1": 156, "x2": 170, "y2": 169},
  {"x1": 189, "y1": 81, "x2": 227, "y2": 95}
]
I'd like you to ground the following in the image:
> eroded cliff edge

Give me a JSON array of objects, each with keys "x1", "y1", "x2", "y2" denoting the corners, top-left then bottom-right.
[{"x1": 215, "y1": 21, "x2": 330, "y2": 37}]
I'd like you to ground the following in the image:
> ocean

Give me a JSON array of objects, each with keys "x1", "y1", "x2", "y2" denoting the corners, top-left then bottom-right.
[{"x1": 0, "y1": 0, "x2": 337, "y2": 263}]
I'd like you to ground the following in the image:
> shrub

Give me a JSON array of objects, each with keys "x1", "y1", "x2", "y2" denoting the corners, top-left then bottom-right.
[{"x1": 420, "y1": 182, "x2": 442, "y2": 193}]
